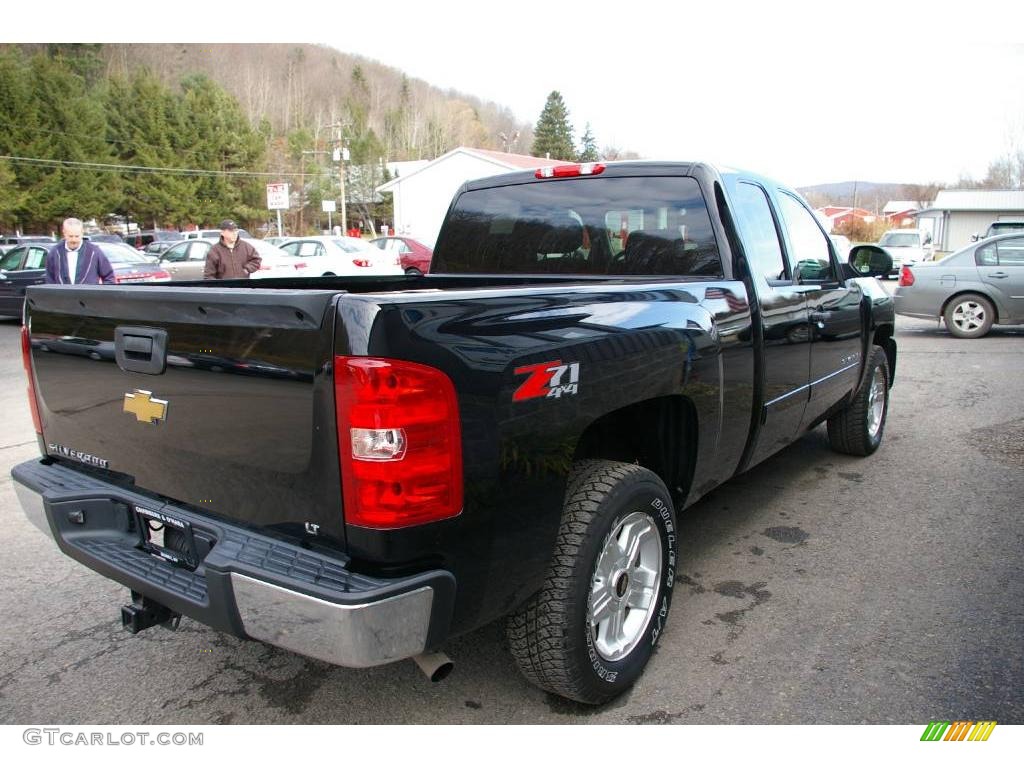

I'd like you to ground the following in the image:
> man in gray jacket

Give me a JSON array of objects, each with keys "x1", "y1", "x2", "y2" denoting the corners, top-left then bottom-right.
[{"x1": 203, "y1": 220, "x2": 261, "y2": 279}]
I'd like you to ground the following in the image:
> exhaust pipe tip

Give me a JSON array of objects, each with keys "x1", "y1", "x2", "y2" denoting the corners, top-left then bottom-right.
[{"x1": 412, "y1": 651, "x2": 454, "y2": 683}]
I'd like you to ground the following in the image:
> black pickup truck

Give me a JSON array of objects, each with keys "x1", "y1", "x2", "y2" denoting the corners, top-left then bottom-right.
[{"x1": 12, "y1": 161, "x2": 896, "y2": 704}]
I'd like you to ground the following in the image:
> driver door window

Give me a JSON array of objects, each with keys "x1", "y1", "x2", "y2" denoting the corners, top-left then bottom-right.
[{"x1": 777, "y1": 193, "x2": 836, "y2": 282}]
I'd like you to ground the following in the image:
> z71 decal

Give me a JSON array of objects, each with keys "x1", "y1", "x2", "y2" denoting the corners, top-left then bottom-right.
[{"x1": 513, "y1": 360, "x2": 580, "y2": 401}]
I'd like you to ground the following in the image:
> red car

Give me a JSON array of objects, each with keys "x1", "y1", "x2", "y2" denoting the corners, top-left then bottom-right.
[{"x1": 370, "y1": 236, "x2": 433, "y2": 275}]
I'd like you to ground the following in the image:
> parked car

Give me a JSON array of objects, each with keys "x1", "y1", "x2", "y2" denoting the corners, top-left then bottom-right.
[
  {"x1": 0, "y1": 243, "x2": 50, "y2": 317},
  {"x1": 370, "y1": 236, "x2": 434, "y2": 275},
  {"x1": 183, "y1": 228, "x2": 252, "y2": 240},
  {"x1": 262, "y1": 236, "x2": 290, "y2": 247},
  {"x1": 971, "y1": 220, "x2": 1024, "y2": 242},
  {"x1": 84, "y1": 233, "x2": 125, "y2": 244},
  {"x1": 877, "y1": 228, "x2": 933, "y2": 274},
  {"x1": 245, "y1": 239, "x2": 306, "y2": 279},
  {"x1": 894, "y1": 232, "x2": 1024, "y2": 338},
  {"x1": 0, "y1": 242, "x2": 170, "y2": 319},
  {"x1": 159, "y1": 237, "x2": 301, "y2": 280},
  {"x1": 91, "y1": 242, "x2": 173, "y2": 283},
  {"x1": 0, "y1": 235, "x2": 55, "y2": 246},
  {"x1": 278, "y1": 236, "x2": 403, "y2": 276},
  {"x1": 142, "y1": 241, "x2": 178, "y2": 258},
  {"x1": 124, "y1": 230, "x2": 181, "y2": 250}
]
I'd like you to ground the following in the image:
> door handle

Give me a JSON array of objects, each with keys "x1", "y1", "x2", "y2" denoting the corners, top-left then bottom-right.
[
  {"x1": 987, "y1": 272, "x2": 1009, "y2": 279},
  {"x1": 809, "y1": 311, "x2": 830, "y2": 322}
]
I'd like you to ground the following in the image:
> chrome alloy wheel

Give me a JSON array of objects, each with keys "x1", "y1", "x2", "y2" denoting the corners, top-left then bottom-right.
[
  {"x1": 588, "y1": 510, "x2": 663, "y2": 662},
  {"x1": 951, "y1": 300, "x2": 988, "y2": 334},
  {"x1": 867, "y1": 366, "x2": 887, "y2": 438}
]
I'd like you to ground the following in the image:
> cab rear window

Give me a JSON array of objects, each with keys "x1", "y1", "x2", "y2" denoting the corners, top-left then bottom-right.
[{"x1": 434, "y1": 176, "x2": 722, "y2": 277}]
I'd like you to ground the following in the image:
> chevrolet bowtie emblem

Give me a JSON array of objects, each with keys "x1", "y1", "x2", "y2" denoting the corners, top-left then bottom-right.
[{"x1": 123, "y1": 390, "x2": 168, "y2": 424}]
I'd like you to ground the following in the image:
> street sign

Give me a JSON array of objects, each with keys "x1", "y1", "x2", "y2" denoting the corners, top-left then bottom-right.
[
  {"x1": 322, "y1": 200, "x2": 336, "y2": 212},
  {"x1": 266, "y1": 182, "x2": 289, "y2": 210}
]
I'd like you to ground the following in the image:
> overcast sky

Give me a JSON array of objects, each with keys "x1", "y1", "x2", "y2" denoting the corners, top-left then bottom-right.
[
  {"x1": 318, "y1": 1, "x2": 1024, "y2": 188},
  {"x1": 12, "y1": 1, "x2": 1024, "y2": 188}
]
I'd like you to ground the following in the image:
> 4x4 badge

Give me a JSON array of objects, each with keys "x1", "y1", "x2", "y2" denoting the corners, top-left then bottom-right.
[
  {"x1": 123, "y1": 390, "x2": 168, "y2": 424},
  {"x1": 513, "y1": 360, "x2": 580, "y2": 401}
]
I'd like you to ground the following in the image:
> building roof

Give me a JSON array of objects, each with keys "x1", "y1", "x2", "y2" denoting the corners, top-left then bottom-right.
[
  {"x1": 883, "y1": 200, "x2": 922, "y2": 214},
  {"x1": 923, "y1": 189, "x2": 1024, "y2": 212},
  {"x1": 376, "y1": 147, "x2": 573, "y2": 192},
  {"x1": 816, "y1": 207, "x2": 873, "y2": 219}
]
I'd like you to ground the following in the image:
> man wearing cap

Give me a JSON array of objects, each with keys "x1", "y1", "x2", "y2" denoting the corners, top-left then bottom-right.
[{"x1": 203, "y1": 220, "x2": 261, "y2": 279}]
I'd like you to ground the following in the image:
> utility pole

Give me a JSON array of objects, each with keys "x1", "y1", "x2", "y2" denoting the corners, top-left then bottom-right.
[{"x1": 326, "y1": 122, "x2": 349, "y2": 233}]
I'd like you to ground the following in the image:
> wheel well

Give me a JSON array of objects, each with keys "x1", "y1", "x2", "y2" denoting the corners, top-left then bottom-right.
[
  {"x1": 573, "y1": 396, "x2": 696, "y2": 503},
  {"x1": 941, "y1": 290, "x2": 998, "y2": 323},
  {"x1": 872, "y1": 325, "x2": 897, "y2": 386}
]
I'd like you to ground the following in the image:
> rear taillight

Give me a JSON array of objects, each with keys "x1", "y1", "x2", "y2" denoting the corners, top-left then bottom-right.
[
  {"x1": 899, "y1": 266, "x2": 914, "y2": 286},
  {"x1": 352, "y1": 258, "x2": 372, "y2": 268},
  {"x1": 294, "y1": 262, "x2": 307, "y2": 270},
  {"x1": 334, "y1": 356, "x2": 463, "y2": 528},
  {"x1": 21, "y1": 326, "x2": 42, "y2": 435}
]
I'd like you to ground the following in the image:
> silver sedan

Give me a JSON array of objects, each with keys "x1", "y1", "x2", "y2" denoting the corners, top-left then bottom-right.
[{"x1": 894, "y1": 233, "x2": 1024, "y2": 338}]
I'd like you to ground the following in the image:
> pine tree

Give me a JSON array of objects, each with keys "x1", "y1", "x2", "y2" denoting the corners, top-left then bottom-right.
[
  {"x1": 577, "y1": 123, "x2": 599, "y2": 162},
  {"x1": 20, "y1": 52, "x2": 120, "y2": 229},
  {"x1": 531, "y1": 91, "x2": 575, "y2": 161}
]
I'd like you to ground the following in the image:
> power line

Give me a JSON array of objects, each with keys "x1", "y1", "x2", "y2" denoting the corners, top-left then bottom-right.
[{"x1": 0, "y1": 154, "x2": 332, "y2": 180}]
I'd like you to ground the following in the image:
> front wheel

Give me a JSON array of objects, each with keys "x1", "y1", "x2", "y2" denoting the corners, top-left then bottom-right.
[
  {"x1": 506, "y1": 460, "x2": 677, "y2": 704},
  {"x1": 944, "y1": 293, "x2": 995, "y2": 339},
  {"x1": 827, "y1": 346, "x2": 890, "y2": 456}
]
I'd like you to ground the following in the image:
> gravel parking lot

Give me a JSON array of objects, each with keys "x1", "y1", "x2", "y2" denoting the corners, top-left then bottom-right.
[{"x1": 1, "y1": 307, "x2": 1021, "y2": 725}]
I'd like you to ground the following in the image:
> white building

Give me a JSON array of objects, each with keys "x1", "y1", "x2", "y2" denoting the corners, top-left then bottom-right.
[
  {"x1": 376, "y1": 147, "x2": 571, "y2": 246},
  {"x1": 914, "y1": 190, "x2": 1024, "y2": 253}
]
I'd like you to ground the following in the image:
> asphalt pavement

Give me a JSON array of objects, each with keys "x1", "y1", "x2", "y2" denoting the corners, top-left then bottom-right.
[{"x1": 0, "y1": 304, "x2": 1021, "y2": 725}]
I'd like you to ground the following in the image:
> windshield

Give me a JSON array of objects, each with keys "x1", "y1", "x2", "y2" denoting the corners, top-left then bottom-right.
[
  {"x1": 989, "y1": 222, "x2": 1024, "y2": 234},
  {"x1": 434, "y1": 175, "x2": 722, "y2": 276},
  {"x1": 879, "y1": 233, "x2": 919, "y2": 247}
]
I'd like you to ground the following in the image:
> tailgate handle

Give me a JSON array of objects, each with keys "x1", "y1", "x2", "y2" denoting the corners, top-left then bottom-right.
[{"x1": 115, "y1": 327, "x2": 167, "y2": 375}]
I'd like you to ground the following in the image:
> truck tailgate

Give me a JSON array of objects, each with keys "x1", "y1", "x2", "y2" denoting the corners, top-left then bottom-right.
[{"x1": 25, "y1": 285, "x2": 347, "y2": 545}]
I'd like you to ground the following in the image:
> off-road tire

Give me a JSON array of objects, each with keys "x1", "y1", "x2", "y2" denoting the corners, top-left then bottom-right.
[
  {"x1": 827, "y1": 346, "x2": 890, "y2": 456},
  {"x1": 506, "y1": 459, "x2": 677, "y2": 704}
]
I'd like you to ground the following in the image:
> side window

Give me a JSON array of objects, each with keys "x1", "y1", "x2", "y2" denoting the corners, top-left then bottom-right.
[
  {"x1": 976, "y1": 243, "x2": 997, "y2": 266},
  {"x1": 732, "y1": 182, "x2": 787, "y2": 282},
  {"x1": 996, "y1": 237, "x2": 1024, "y2": 266},
  {"x1": 25, "y1": 247, "x2": 47, "y2": 269},
  {"x1": 297, "y1": 242, "x2": 319, "y2": 257},
  {"x1": 189, "y1": 243, "x2": 211, "y2": 261},
  {"x1": 777, "y1": 192, "x2": 835, "y2": 282},
  {"x1": 315, "y1": 243, "x2": 326, "y2": 258},
  {"x1": 163, "y1": 243, "x2": 189, "y2": 262},
  {"x1": 281, "y1": 242, "x2": 299, "y2": 256},
  {"x1": 1, "y1": 247, "x2": 26, "y2": 271}
]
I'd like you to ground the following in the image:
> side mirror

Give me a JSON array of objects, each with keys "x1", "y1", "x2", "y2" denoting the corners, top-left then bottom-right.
[
  {"x1": 848, "y1": 245, "x2": 893, "y2": 278},
  {"x1": 970, "y1": 233, "x2": 979, "y2": 242}
]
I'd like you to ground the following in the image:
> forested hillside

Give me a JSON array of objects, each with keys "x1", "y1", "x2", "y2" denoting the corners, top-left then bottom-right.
[{"x1": 0, "y1": 43, "x2": 535, "y2": 234}]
